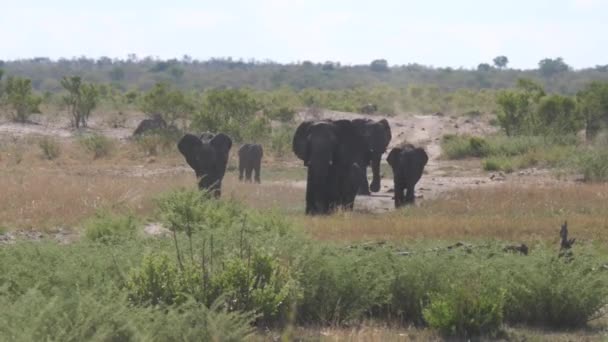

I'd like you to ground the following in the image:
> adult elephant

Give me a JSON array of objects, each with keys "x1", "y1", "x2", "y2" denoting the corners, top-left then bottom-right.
[
  {"x1": 238, "y1": 143, "x2": 263, "y2": 183},
  {"x1": 293, "y1": 120, "x2": 368, "y2": 215},
  {"x1": 177, "y1": 132, "x2": 233, "y2": 198},
  {"x1": 386, "y1": 144, "x2": 428, "y2": 208},
  {"x1": 133, "y1": 114, "x2": 167, "y2": 136},
  {"x1": 351, "y1": 118, "x2": 392, "y2": 195}
]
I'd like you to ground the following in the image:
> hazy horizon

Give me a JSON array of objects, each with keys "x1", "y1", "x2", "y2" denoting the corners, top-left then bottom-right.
[{"x1": 2, "y1": 0, "x2": 606, "y2": 69}]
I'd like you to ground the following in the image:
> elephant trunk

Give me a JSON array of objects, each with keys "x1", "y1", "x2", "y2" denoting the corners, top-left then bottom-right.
[
  {"x1": 310, "y1": 162, "x2": 330, "y2": 214},
  {"x1": 369, "y1": 153, "x2": 382, "y2": 192}
]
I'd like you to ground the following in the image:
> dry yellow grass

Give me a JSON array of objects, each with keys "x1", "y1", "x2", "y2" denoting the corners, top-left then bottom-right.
[
  {"x1": 300, "y1": 184, "x2": 608, "y2": 243},
  {"x1": 2, "y1": 135, "x2": 608, "y2": 246}
]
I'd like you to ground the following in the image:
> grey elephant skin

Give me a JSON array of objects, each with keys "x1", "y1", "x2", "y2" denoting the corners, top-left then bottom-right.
[
  {"x1": 177, "y1": 132, "x2": 233, "y2": 198},
  {"x1": 293, "y1": 119, "x2": 368, "y2": 215},
  {"x1": 386, "y1": 144, "x2": 428, "y2": 208},
  {"x1": 351, "y1": 118, "x2": 392, "y2": 194},
  {"x1": 238, "y1": 143, "x2": 263, "y2": 183}
]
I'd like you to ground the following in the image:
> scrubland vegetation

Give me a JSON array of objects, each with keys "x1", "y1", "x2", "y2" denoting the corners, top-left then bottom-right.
[{"x1": 2, "y1": 56, "x2": 608, "y2": 339}]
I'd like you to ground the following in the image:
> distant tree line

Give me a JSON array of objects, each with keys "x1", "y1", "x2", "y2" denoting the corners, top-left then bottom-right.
[{"x1": 1, "y1": 55, "x2": 607, "y2": 94}]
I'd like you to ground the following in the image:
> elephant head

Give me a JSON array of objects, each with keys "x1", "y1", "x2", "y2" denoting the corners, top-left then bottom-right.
[
  {"x1": 177, "y1": 133, "x2": 233, "y2": 197},
  {"x1": 293, "y1": 119, "x2": 367, "y2": 214},
  {"x1": 351, "y1": 118, "x2": 392, "y2": 193},
  {"x1": 387, "y1": 144, "x2": 428, "y2": 207}
]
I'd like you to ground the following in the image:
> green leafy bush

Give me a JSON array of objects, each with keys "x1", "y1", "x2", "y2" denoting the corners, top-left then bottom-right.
[
  {"x1": 270, "y1": 125, "x2": 294, "y2": 157},
  {"x1": 38, "y1": 137, "x2": 61, "y2": 160},
  {"x1": 441, "y1": 135, "x2": 489, "y2": 159},
  {"x1": 424, "y1": 283, "x2": 505, "y2": 338},
  {"x1": 79, "y1": 134, "x2": 113, "y2": 159},
  {"x1": 504, "y1": 252, "x2": 608, "y2": 328},
  {"x1": 84, "y1": 211, "x2": 138, "y2": 244}
]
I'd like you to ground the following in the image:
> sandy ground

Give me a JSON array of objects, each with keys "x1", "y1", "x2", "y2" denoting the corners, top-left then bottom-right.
[{"x1": 0, "y1": 109, "x2": 577, "y2": 222}]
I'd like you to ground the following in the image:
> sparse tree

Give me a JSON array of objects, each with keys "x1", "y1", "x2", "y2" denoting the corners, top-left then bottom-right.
[
  {"x1": 140, "y1": 82, "x2": 194, "y2": 126},
  {"x1": 370, "y1": 59, "x2": 389, "y2": 72},
  {"x1": 322, "y1": 61, "x2": 335, "y2": 71},
  {"x1": 477, "y1": 63, "x2": 492, "y2": 72},
  {"x1": 493, "y1": 56, "x2": 509, "y2": 69},
  {"x1": 538, "y1": 57, "x2": 570, "y2": 78},
  {"x1": 61, "y1": 76, "x2": 99, "y2": 128},
  {"x1": 4, "y1": 77, "x2": 42, "y2": 123}
]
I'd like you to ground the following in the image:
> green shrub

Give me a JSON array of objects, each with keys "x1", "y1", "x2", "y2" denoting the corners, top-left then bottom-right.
[
  {"x1": 577, "y1": 149, "x2": 608, "y2": 182},
  {"x1": 38, "y1": 137, "x2": 61, "y2": 160},
  {"x1": 79, "y1": 134, "x2": 113, "y2": 159},
  {"x1": 270, "y1": 125, "x2": 294, "y2": 157},
  {"x1": 424, "y1": 283, "x2": 505, "y2": 338},
  {"x1": 504, "y1": 251, "x2": 608, "y2": 328},
  {"x1": 441, "y1": 135, "x2": 489, "y2": 159},
  {"x1": 84, "y1": 211, "x2": 138, "y2": 244},
  {"x1": 483, "y1": 156, "x2": 514, "y2": 173},
  {"x1": 134, "y1": 131, "x2": 178, "y2": 156}
]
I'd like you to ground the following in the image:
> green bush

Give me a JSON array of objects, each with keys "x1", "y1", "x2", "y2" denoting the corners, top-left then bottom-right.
[
  {"x1": 424, "y1": 283, "x2": 505, "y2": 338},
  {"x1": 270, "y1": 125, "x2": 294, "y2": 157},
  {"x1": 38, "y1": 137, "x2": 61, "y2": 160},
  {"x1": 79, "y1": 134, "x2": 113, "y2": 159},
  {"x1": 577, "y1": 149, "x2": 608, "y2": 182},
  {"x1": 134, "y1": 130, "x2": 178, "y2": 156},
  {"x1": 483, "y1": 156, "x2": 514, "y2": 173},
  {"x1": 504, "y1": 251, "x2": 608, "y2": 328},
  {"x1": 441, "y1": 135, "x2": 489, "y2": 159},
  {"x1": 84, "y1": 211, "x2": 138, "y2": 244}
]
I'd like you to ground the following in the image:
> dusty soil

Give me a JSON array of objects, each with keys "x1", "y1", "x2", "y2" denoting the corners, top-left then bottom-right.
[
  {"x1": 0, "y1": 109, "x2": 578, "y2": 239},
  {"x1": 289, "y1": 110, "x2": 577, "y2": 213}
]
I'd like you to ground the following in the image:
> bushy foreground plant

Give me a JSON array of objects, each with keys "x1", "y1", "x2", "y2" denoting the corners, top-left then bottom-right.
[
  {"x1": 1, "y1": 193, "x2": 607, "y2": 339},
  {"x1": 78, "y1": 134, "x2": 113, "y2": 159}
]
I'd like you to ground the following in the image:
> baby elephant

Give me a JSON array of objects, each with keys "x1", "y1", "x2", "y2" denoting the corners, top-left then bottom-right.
[
  {"x1": 238, "y1": 143, "x2": 263, "y2": 183},
  {"x1": 387, "y1": 144, "x2": 428, "y2": 208}
]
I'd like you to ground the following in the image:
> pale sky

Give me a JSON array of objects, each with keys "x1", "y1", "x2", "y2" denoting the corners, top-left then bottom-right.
[{"x1": 1, "y1": 0, "x2": 606, "y2": 69}]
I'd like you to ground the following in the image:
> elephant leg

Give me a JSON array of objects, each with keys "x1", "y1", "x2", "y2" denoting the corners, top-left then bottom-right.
[
  {"x1": 239, "y1": 164, "x2": 244, "y2": 181},
  {"x1": 245, "y1": 166, "x2": 253, "y2": 182},
  {"x1": 305, "y1": 170, "x2": 314, "y2": 214},
  {"x1": 357, "y1": 166, "x2": 371, "y2": 195},
  {"x1": 394, "y1": 181, "x2": 406, "y2": 208},
  {"x1": 254, "y1": 160, "x2": 261, "y2": 183},
  {"x1": 405, "y1": 186, "x2": 415, "y2": 204}
]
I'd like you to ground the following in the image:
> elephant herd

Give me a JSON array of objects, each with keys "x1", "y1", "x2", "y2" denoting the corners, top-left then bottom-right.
[{"x1": 176, "y1": 118, "x2": 428, "y2": 215}]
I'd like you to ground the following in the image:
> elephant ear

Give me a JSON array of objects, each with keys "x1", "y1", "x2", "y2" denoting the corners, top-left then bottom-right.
[
  {"x1": 417, "y1": 148, "x2": 429, "y2": 166},
  {"x1": 210, "y1": 133, "x2": 233, "y2": 156},
  {"x1": 177, "y1": 134, "x2": 205, "y2": 171},
  {"x1": 292, "y1": 121, "x2": 314, "y2": 162},
  {"x1": 378, "y1": 119, "x2": 392, "y2": 147},
  {"x1": 386, "y1": 148, "x2": 401, "y2": 168}
]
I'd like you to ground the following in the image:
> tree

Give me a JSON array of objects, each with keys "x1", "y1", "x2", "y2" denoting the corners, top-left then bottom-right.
[
  {"x1": 536, "y1": 95, "x2": 582, "y2": 135},
  {"x1": 192, "y1": 88, "x2": 262, "y2": 141},
  {"x1": 108, "y1": 67, "x2": 125, "y2": 81},
  {"x1": 322, "y1": 62, "x2": 335, "y2": 71},
  {"x1": 370, "y1": 59, "x2": 389, "y2": 72},
  {"x1": 538, "y1": 57, "x2": 570, "y2": 78},
  {"x1": 477, "y1": 63, "x2": 492, "y2": 72},
  {"x1": 577, "y1": 82, "x2": 608, "y2": 139},
  {"x1": 493, "y1": 56, "x2": 509, "y2": 69},
  {"x1": 61, "y1": 76, "x2": 99, "y2": 128},
  {"x1": 4, "y1": 77, "x2": 42, "y2": 123},
  {"x1": 140, "y1": 82, "x2": 194, "y2": 126}
]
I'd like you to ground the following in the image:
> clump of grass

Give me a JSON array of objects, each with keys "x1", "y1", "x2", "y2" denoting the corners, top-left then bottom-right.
[
  {"x1": 483, "y1": 156, "x2": 514, "y2": 172},
  {"x1": 576, "y1": 149, "x2": 608, "y2": 182},
  {"x1": 134, "y1": 132, "x2": 177, "y2": 156},
  {"x1": 38, "y1": 137, "x2": 61, "y2": 160},
  {"x1": 79, "y1": 134, "x2": 113, "y2": 159}
]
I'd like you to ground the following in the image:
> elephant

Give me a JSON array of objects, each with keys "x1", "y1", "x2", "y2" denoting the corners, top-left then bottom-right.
[
  {"x1": 293, "y1": 119, "x2": 369, "y2": 215},
  {"x1": 133, "y1": 114, "x2": 167, "y2": 136},
  {"x1": 351, "y1": 118, "x2": 392, "y2": 195},
  {"x1": 177, "y1": 132, "x2": 233, "y2": 198},
  {"x1": 238, "y1": 143, "x2": 263, "y2": 183},
  {"x1": 329, "y1": 162, "x2": 363, "y2": 211},
  {"x1": 386, "y1": 144, "x2": 428, "y2": 208}
]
